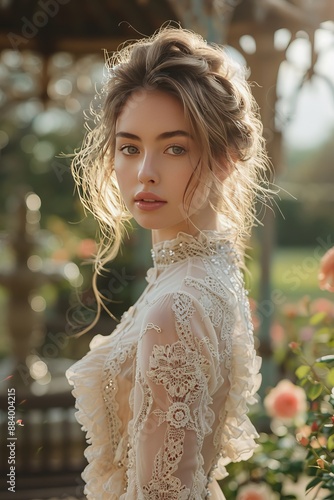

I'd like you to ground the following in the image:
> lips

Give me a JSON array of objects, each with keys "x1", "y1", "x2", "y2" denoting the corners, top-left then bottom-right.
[
  {"x1": 134, "y1": 192, "x2": 167, "y2": 211},
  {"x1": 139, "y1": 199, "x2": 160, "y2": 203},
  {"x1": 134, "y1": 192, "x2": 166, "y2": 202}
]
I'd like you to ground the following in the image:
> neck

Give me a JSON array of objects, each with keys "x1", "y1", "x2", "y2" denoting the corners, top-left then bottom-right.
[{"x1": 151, "y1": 207, "x2": 219, "y2": 246}]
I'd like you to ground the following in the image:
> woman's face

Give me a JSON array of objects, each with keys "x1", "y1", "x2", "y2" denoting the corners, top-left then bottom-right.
[{"x1": 114, "y1": 89, "x2": 217, "y2": 243}]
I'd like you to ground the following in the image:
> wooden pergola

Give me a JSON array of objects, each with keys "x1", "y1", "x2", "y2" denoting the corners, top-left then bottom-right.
[{"x1": 1, "y1": 1, "x2": 332, "y2": 53}]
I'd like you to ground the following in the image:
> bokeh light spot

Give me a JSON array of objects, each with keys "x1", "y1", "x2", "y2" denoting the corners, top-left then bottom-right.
[
  {"x1": 25, "y1": 192, "x2": 41, "y2": 211},
  {"x1": 27, "y1": 255, "x2": 43, "y2": 271},
  {"x1": 30, "y1": 295, "x2": 46, "y2": 312}
]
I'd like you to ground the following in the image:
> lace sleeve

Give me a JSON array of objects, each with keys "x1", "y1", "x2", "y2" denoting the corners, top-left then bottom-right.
[{"x1": 126, "y1": 291, "x2": 220, "y2": 499}]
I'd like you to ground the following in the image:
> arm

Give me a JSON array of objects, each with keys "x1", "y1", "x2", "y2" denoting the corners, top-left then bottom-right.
[{"x1": 128, "y1": 291, "x2": 219, "y2": 499}]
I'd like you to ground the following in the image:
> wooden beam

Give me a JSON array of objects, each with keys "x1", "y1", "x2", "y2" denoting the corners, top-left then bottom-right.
[
  {"x1": 0, "y1": 33, "x2": 134, "y2": 54},
  {"x1": 258, "y1": 0, "x2": 313, "y2": 25}
]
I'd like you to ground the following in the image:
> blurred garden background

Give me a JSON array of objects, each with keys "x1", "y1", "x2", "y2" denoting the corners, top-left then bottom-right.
[{"x1": 0, "y1": 1, "x2": 334, "y2": 499}]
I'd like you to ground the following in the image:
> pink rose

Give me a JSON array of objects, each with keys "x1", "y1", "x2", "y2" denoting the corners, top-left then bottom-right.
[
  {"x1": 296, "y1": 424, "x2": 311, "y2": 446},
  {"x1": 319, "y1": 247, "x2": 334, "y2": 292},
  {"x1": 264, "y1": 379, "x2": 307, "y2": 422},
  {"x1": 236, "y1": 482, "x2": 279, "y2": 500},
  {"x1": 310, "y1": 435, "x2": 327, "y2": 449},
  {"x1": 310, "y1": 298, "x2": 334, "y2": 316}
]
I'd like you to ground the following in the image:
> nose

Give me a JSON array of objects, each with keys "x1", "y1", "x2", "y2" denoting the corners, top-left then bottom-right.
[{"x1": 138, "y1": 153, "x2": 159, "y2": 185}]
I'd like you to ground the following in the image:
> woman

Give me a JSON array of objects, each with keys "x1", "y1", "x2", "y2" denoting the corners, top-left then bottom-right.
[{"x1": 66, "y1": 26, "x2": 270, "y2": 499}]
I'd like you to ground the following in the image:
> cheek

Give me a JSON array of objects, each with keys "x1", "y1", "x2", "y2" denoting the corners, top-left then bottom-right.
[
  {"x1": 113, "y1": 151, "x2": 124, "y2": 173},
  {"x1": 171, "y1": 170, "x2": 192, "y2": 198},
  {"x1": 186, "y1": 173, "x2": 212, "y2": 214},
  {"x1": 187, "y1": 187, "x2": 208, "y2": 216},
  {"x1": 114, "y1": 156, "x2": 133, "y2": 184}
]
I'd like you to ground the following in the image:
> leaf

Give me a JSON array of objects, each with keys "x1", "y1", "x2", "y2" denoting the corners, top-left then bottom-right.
[
  {"x1": 315, "y1": 326, "x2": 332, "y2": 337},
  {"x1": 295, "y1": 365, "x2": 311, "y2": 379},
  {"x1": 307, "y1": 383, "x2": 323, "y2": 401},
  {"x1": 317, "y1": 355, "x2": 334, "y2": 364},
  {"x1": 313, "y1": 362, "x2": 330, "y2": 379},
  {"x1": 327, "y1": 434, "x2": 334, "y2": 452},
  {"x1": 310, "y1": 312, "x2": 327, "y2": 325},
  {"x1": 306, "y1": 476, "x2": 322, "y2": 491},
  {"x1": 326, "y1": 368, "x2": 334, "y2": 386}
]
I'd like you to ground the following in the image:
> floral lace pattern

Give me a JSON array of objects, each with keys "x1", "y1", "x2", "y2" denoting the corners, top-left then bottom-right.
[
  {"x1": 148, "y1": 340, "x2": 210, "y2": 400},
  {"x1": 129, "y1": 292, "x2": 214, "y2": 499},
  {"x1": 66, "y1": 231, "x2": 260, "y2": 500},
  {"x1": 184, "y1": 275, "x2": 234, "y2": 368}
]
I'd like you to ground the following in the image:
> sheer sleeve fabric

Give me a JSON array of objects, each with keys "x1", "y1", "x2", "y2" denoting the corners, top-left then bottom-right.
[{"x1": 125, "y1": 291, "x2": 221, "y2": 499}]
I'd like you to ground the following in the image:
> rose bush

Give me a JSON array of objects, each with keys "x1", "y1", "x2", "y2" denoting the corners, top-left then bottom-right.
[{"x1": 222, "y1": 294, "x2": 334, "y2": 500}]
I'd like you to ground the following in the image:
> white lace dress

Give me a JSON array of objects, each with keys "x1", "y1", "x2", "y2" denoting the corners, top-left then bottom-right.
[{"x1": 66, "y1": 231, "x2": 261, "y2": 500}]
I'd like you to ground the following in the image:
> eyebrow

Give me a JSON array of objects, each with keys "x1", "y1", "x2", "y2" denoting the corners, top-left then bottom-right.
[{"x1": 115, "y1": 130, "x2": 193, "y2": 141}]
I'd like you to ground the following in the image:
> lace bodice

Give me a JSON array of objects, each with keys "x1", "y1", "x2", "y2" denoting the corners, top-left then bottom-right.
[{"x1": 66, "y1": 231, "x2": 261, "y2": 499}]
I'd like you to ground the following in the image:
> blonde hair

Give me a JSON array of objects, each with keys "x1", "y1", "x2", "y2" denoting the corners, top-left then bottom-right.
[{"x1": 71, "y1": 26, "x2": 271, "y2": 330}]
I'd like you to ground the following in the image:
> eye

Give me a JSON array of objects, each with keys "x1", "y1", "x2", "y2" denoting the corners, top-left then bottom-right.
[
  {"x1": 165, "y1": 145, "x2": 186, "y2": 156},
  {"x1": 119, "y1": 145, "x2": 139, "y2": 155}
]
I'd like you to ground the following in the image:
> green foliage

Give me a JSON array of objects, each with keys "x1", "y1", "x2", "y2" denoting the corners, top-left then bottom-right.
[
  {"x1": 222, "y1": 297, "x2": 334, "y2": 499},
  {"x1": 276, "y1": 199, "x2": 334, "y2": 247}
]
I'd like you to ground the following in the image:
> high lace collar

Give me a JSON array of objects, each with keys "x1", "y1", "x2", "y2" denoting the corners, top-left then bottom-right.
[{"x1": 150, "y1": 230, "x2": 231, "y2": 268}]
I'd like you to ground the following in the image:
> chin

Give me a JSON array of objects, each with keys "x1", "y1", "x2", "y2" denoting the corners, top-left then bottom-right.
[{"x1": 133, "y1": 218, "x2": 162, "y2": 230}]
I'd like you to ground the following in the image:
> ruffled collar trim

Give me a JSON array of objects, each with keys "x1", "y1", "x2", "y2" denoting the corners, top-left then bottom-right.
[{"x1": 150, "y1": 230, "x2": 233, "y2": 268}]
